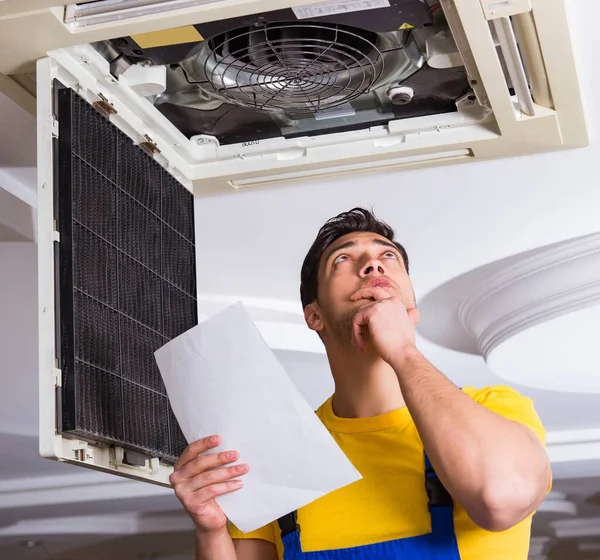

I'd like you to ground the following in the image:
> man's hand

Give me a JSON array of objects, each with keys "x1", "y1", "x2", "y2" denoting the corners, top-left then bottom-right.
[
  {"x1": 350, "y1": 286, "x2": 419, "y2": 365},
  {"x1": 170, "y1": 435, "x2": 249, "y2": 535}
]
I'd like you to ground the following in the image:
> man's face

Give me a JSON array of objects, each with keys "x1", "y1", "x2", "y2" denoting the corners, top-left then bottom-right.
[{"x1": 307, "y1": 231, "x2": 416, "y2": 346}]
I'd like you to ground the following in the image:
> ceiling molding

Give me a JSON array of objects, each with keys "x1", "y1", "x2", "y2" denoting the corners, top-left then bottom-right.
[
  {"x1": 0, "y1": 472, "x2": 171, "y2": 510},
  {"x1": 547, "y1": 429, "x2": 600, "y2": 446},
  {"x1": 0, "y1": 75, "x2": 35, "y2": 117},
  {"x1": 0, "y1": 185, "x2": 35, "y2": 241},
  {"x1": 0, "y1": 168, "x2": 36, "y2": 208},
  {"x1": 551, "y1": 516, "x2": 600, "y2": 539},
  {"x1": 0, "y1": 423, "x2": 37, "y2": 438},
  {"x1": 257, "y1": 320, "x2": 324, "y2": 354},
  {"x1": 535, "y1": 491, "x2": 578, "y2": 517},
  {"x1": 196, "y1": 315, "x2": 324, "y2": 354},
  {"x1": 0, "y1": 429, "x2": 594, "y2": 515},
  {"x1": 197, "y1": 294, "x2": 303, "y2": 321},
  {"x1": 194, "y1": 294, "x2": 326, "y2": 354},
  {"x1": 529, "y1": 536, "x2": 552, "y2": 557},
  {"x1": 457, "y1": 232, "x2": 600, "y2": 358},
  {"x1": 0, "y1": 512, "x2": 193, "y2": 538},
  {"x1": 545, "y1": 429, "x2": 600, "y2": 478}
]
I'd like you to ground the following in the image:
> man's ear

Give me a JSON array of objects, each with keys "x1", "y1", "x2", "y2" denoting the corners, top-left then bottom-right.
[{"x1": 304, "y1": 302, "x2": 325, "y2": 333}]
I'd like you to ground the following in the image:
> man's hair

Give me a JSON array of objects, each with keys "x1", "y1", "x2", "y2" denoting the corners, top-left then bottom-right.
[{"x1": 300, "y1": 207, "x2": 409, "y2": 309}]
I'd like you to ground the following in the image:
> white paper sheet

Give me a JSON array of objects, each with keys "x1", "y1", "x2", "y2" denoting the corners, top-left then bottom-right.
[{"x1": 154, "y1": 302, "x2": 362, "y2": 533}]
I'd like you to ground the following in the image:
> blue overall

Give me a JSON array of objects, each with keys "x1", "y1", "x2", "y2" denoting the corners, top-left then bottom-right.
[{"x1": 277, "y1": 454, "x2": 461, "y2": 560}]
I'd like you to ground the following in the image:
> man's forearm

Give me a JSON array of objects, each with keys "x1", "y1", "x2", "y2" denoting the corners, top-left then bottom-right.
[
  {"x1": 196, "y1": 527, "x2": 236, "y2": 560},
  {"x1": 390, "y1": 348, "x2": 550, "y2": 532}
]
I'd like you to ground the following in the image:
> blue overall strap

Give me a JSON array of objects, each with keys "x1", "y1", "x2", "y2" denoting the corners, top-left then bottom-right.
[
  {"x1": 278, "y1": 457, "x2": 459, "y2": 560},
  {"x1": 278, "y1": 510, "x2": 300, "y2": 537},
  {"x1": 278, "y1": 511, "x2": 302, "y2": 559},
  {"x1": 424, "y1": 453, "x2": 459, "y2": 557}
]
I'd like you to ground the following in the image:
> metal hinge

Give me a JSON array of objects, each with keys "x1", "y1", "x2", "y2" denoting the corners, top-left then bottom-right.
[
  {"x1": 93, "y1": 93, "x2": 117, "y2": 119},
  {"x1": 139, "y1": 135, "x2": 160, "y2": 156},
  {"x1": 52, "y1": 119, "x2": 59, "y2": 138}
]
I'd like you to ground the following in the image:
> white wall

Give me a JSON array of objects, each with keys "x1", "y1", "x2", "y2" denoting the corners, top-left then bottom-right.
[{"x1": 0, "y1": 242, "x2": 38, "y2": 436}]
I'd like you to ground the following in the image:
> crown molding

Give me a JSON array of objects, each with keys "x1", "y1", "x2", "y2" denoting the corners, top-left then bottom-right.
[
  {"x1": 0, "y1": 472, "x2": 172, "y2": 510},
  {"x1": 0, "y1": 430, "x2": 596, "y2": 518},
  {"x1": 197, "y1": 294, "x2": 304, "y2": 324},
  {"x1": 193, "y1": 294, "x2": 327, "y2": 354},
  {"x1": 0, "y1": 183, "x2": 36, "y2": 241},
  {"x1": 529, "y1": 536, "x2": 552, "y2": 557},
  {"x1": 546, "y1": 428, "x2": 600, "y2": 447},
  {"x1": 458, "y1": 232, "x2": 600, "y2": 358},
  {"x1": 196, "y1": 312, "x2": 325, "y2": 355},
  {"x1": 0, "y1": 511, "x2": 193, "y2": 538},
  {"x1": 535, "y1": 491, "x2": 577, "y2": 517},
  {"x1": 0, "y1": 167, "x2": 36, "y2": 208},
  {"x1": 551, "y1": 516, "x2": 600, "y2": 539},
  {"x1": 544, "y1": 429, "x2": 600, "y2": 480},
  {"x1": 0, "y1": 74, "x2": 36, "y2": 117}
]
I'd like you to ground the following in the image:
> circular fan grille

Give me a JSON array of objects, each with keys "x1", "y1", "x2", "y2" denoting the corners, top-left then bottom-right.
[{"x1": 202, "y1": 23, "x2": 384, "y2": 114}]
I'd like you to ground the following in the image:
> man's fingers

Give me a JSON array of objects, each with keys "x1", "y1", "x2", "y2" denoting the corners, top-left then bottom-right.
[
  {"x1": 350, "y1": 287, "x2": 393, "y2": 302},
  {"x1": 352, "y1": 321, "x2": 366, "y2": 351},
  {"x1": 352, "y1": 307, "x2": 373, "y2": 351},
  {"x1": 184, "y1": 479, "x2": 245, "y2": 504},
  {"x1": 178, "y1": 463, "x2": 249, "y2": 494},
  {"x1": 175, "y1": 435, "x2": 220, "y2": 470},
  {"x1": 407, "y1": 307, "x2": 420, "y2": 325},
  {"x1": 174, "y1": 450, "x2": 239, "y2": 481}
]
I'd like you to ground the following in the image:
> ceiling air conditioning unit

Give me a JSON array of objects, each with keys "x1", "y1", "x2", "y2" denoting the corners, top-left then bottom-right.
[
  {"x1": 30, "y1": 0, "x2": 586, "y2": 194},
  {"x1": 34, "y1": 0, "x2": 587, "y2": 485}
]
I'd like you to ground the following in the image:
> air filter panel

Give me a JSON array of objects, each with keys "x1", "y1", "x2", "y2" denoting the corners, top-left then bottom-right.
[{"x1": 56, "y1": 88, "x2": 196, "y2": 463}]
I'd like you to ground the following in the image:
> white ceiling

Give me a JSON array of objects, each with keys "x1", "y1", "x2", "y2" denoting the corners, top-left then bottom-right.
[
  {"x1": 190, "y1": 0, "x2": 600, "y2": 428},
  {"x1": 0, "y1": 90, "x2": 35, "y2": 167},
  {"x1": 488, "y1": 305, "x2": 600, "y2": 394},
  {"x1": 1, "y1": 0, "x2": 600, "y2": 557}
]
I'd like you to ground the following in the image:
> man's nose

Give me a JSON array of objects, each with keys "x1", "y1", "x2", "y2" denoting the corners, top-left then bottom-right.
[{"x1": 359, "y1": 258, "x2": 386, "y2": 278}]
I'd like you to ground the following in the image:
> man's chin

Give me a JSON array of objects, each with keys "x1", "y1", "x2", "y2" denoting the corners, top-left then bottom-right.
[{"x1": 327, "y1": 317, "x2": 355, "y2": 348}]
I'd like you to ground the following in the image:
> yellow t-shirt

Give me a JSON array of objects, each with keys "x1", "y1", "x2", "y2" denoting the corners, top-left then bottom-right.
[{"x1": 230, "y1": 385, "x2": 547, "y2": 559}]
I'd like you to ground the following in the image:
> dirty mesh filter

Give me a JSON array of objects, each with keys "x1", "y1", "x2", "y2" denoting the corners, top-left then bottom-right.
[{"x1": 56, "y1": 88, "x2": 196, "y2": 462}]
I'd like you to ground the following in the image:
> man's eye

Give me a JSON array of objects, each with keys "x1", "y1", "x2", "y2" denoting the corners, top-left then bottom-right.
[
  {"x1": 383, "y1": 251, "x2": 398, "y2": 259},
  {"x1": 333, "y1": 254, "x2": 349, "y2": 265}
]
